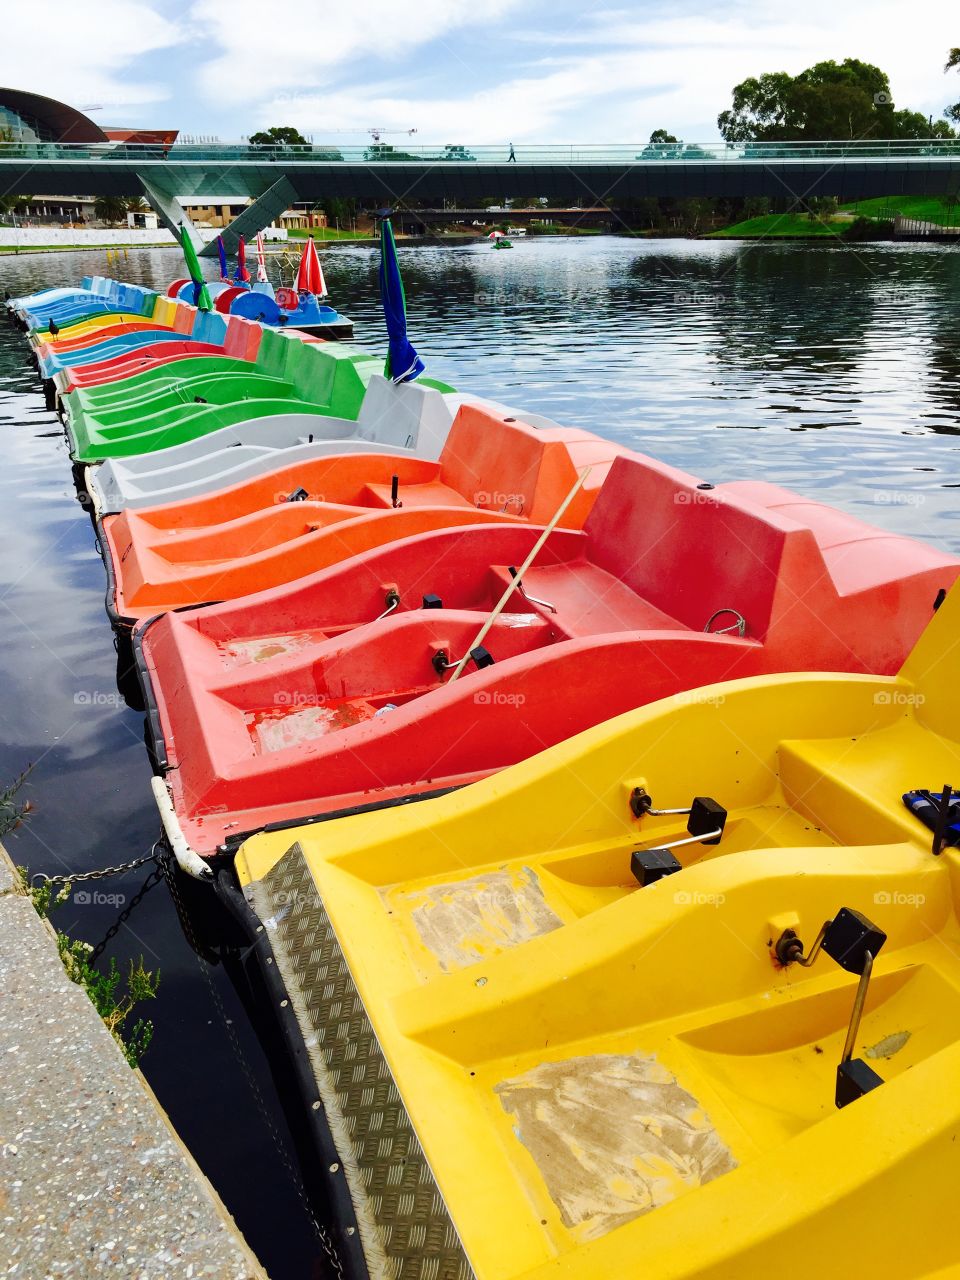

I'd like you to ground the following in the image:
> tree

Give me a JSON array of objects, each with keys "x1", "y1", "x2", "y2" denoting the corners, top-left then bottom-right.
[
  {"x1": 94, "y1": 196, "x2": 128, "y2": 226},
  {"x1": 889, "y1": 109, "x2": 955, "y2": 139},
  {"x1": 719, "y1": 57, "x2": 956, "y2": 141},
  {"x1": 314, "y1": 196, "x2": 356, "y2": 225},
  {"x1": 947, "y1": 48, "x2": 960, "y2": 124},
  {"x1": 717, "y1": 72, "x2": 794, "y2": 141},
  {"x1": 0, "y1": 193, "x2": 32, "y2": 216},
  {"x1": 248, "y1": 126, "x2": 309, "y2": 148},
  {"x1": 639, "y1": 129, "x2": 682, "y2": 159}
]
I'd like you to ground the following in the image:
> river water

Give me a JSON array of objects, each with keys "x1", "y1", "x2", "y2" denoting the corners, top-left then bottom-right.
[{"x1": 0, "y1": 237, "x2": 958, "y2": 1277}]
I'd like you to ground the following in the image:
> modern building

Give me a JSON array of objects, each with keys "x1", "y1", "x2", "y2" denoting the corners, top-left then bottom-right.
[
  {"x1": 0, "y1": 88, "x2": 179, "y2": 228},
  {"x1": 0, "y1": 87, "x2": 107, "y2": 145}
]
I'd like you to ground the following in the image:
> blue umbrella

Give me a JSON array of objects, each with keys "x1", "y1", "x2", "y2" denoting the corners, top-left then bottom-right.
[
  {"x1": 216, "y1": 234, "x2": 229, "y2": 281},
  {"x1": 379, "y1": 218, "x2": 424, "y2": 384}
]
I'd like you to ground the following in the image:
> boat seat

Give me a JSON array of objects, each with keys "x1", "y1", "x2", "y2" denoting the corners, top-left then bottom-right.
[
  {"x1": 360, "y1": 480, "x2": 476, "y2": 510},
  {"x1": 777, "y1": 719, "x2": 959, "y2": 849},
  {"x1": 488, "y1": 563, "x2": 689, "y2": 638}
]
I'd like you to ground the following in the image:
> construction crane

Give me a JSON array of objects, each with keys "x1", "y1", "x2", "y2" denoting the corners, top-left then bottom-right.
[
  {"x1": 298, "y1": 128, "x2": 418, "y2": 142},
  {"x1": 367, "y1": 128, "x2": 417, "y2": 143}
]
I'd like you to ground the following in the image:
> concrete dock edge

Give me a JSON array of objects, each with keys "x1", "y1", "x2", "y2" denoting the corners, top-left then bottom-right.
[{"x1": 0, "y1": 842, "x2": 267, "y2": 1278}]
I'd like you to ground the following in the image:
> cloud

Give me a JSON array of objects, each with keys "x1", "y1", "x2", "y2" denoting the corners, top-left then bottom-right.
[
  {"x1": 254, "y1": 52, "x2": 676, "y2": 142},
  {"x1": 514, "y1": 0, "x2": 960, "y2": 132},
  {"x1": 0, "y1": 2, "x2": 185, "y2": 108},
  {"x1": 234, "y1": 0, "x2": 959, "y2": 143},
  {"x1": 191, "y1": 0, "x2": 523, "y2": 104}
]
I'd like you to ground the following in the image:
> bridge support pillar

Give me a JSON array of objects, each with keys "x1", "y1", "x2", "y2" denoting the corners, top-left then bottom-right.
[
  {"x1": 197, "y1": 176, "x2": 299, "y2": 257},
  {"x1": 139, "y1": 177, "x2": 204, "y2": 250}
]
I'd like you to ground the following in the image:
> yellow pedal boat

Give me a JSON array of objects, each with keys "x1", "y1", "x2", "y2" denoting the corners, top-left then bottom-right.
[{"x1": 232, "y1": 581, "x2": 960, "y2": 1280}]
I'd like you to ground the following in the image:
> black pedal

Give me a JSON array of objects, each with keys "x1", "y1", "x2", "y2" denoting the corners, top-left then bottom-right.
[
  {"x1": 630, "y1": 848, "x2": 682, "y2": 886},
  {"x1": 422, "y1": 593, "x2": 443, "y2": 609},
  {"x1": 836, "y1": 1058, "x2": 883, "y2": 1108},
  {"x1": 822, "y1": 908, "x2": 886, "y2": 975},
  {"x1": 286, "y1": 487, "x2": 309, "y2": 502},
  {"x1": 687, "y1": 797, "x2": 727, "y2": 844},
  {"x1": 470, "y1": 646, "x2": 495, "y2": 669}
]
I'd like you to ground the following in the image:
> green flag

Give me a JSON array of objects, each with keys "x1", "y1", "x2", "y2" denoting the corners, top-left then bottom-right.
[{"x1": 180, "y1": 224, "x2": 213, "y2": 312}]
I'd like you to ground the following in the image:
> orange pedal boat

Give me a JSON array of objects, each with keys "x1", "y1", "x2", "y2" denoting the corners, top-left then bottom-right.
[
  {"x1": 136, "y1": 452, "x2": 958, "y2": 858},
  {"x1": 99, "y1": 404, "x2": 628, "y2": 624}
]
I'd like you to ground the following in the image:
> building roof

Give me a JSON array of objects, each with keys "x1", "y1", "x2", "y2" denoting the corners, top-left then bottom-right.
[
  {"x1": 104, "y1": 128, "x2": 179, "y2": 146},
  {"x1": 0, "y1": 88, "x2": 108, "y2": 143}
]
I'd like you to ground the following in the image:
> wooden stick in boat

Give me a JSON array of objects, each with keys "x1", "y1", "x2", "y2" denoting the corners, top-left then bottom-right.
[{"x1": 446, "y1": 466, "x2": 592, "y2": 684}]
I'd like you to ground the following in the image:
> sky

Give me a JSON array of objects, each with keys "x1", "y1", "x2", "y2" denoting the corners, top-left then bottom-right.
[{"x1": 1, "y1": 0, "x2": 956, "y2": 144}]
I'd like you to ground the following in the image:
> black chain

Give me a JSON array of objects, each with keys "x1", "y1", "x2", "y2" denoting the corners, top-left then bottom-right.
[
  {"x1": 34, "y1": 844, "x2": 160, "y2": 887},
  {"x1": 159, "y1": 852, "x2": 346, "y2": 1279},
  {"x1": 89, "y1": 862, "x2": 166, "y2": 964}
]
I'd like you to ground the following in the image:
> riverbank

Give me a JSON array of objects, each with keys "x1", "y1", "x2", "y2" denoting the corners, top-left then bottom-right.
[
  {"x1": 710, "y1": 195, "x2": 958, "y2": 240},
  {"x1": 0, "y1": 842, "x2": 265, "y2": 1279},
  {"x1": 0, "y1": 243, "x2": 172, "y2": 255},
  {"x1": 706, "y1": 212, "x2": 870, "y2": 240}
]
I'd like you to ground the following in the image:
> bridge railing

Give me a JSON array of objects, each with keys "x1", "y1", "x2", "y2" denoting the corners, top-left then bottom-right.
[{"x1": 1, "y1": 140, "x2": 959, "y2": 165}]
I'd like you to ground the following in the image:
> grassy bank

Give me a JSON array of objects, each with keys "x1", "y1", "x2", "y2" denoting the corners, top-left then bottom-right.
[
  {"x1": 285, "y1": 226, "x2": 373, "y2": 241},
  {"x1": 525, "y1": 224, "x2": 606, "y2": 236},
  {"x1": 708, "y1": 212, "x2": 856, "y2": 239},
  {"x1": 842, "y1": 195, "x2": 959, "y2": 226}
]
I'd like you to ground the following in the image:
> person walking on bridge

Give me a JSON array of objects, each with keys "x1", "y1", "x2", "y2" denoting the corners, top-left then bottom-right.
[{"x1": 508, "y1": 142, "x2": 516, "y2": 162}]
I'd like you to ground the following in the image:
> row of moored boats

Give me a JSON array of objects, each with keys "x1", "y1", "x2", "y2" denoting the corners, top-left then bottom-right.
[{"x1": 9, "y1": 249, "x2": 960, "y2": 1280}]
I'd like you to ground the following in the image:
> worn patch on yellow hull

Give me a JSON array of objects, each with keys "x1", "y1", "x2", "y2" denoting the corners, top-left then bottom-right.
[
  {"x1": 865, "y1": 1030, "x2": 911, "y2": 1059},
  {"x1": 393, "y1": 866, "x2": 563, "y2": 972},
  {"x1": 495, "y1": 1052, "x2": 736, "y2": 1241}
]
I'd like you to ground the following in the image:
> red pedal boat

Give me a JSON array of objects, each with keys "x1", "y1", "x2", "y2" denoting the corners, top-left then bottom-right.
[{"x1": 136, "y1": 452, "x2": 958, "y2": 857}]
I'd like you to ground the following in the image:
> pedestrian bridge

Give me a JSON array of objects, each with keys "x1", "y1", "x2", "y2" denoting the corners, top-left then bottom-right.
[{"x1": 3, "y1": 139, "x2": 958, "y2": 255}]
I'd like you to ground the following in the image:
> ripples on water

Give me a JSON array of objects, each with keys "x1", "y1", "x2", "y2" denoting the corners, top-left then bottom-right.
[{"x1": 0, "y1": 238, "x2": 958, "y2": 1276}]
